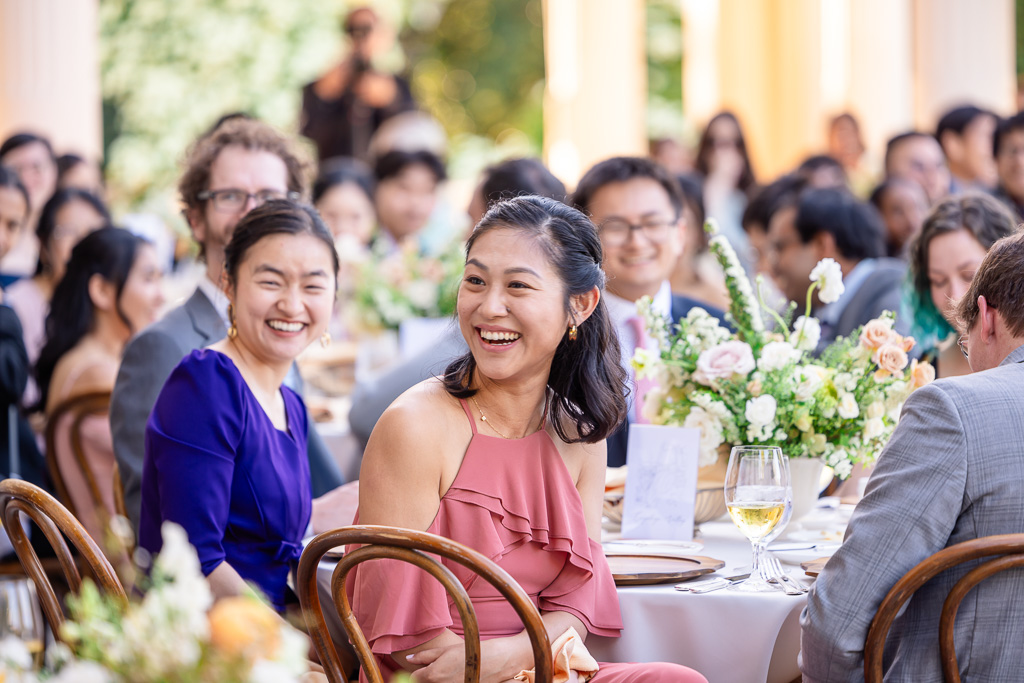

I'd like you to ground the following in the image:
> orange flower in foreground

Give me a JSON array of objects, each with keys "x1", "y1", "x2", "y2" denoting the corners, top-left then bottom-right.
[
  {"x1": 910, "y1": 359, "x2": 936, "y2": 388},
  {"x1": 208, "y1": 596, "x2": 282, "y2": 660}
]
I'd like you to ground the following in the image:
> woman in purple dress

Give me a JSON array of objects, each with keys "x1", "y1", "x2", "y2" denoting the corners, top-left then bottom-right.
[{"x1": 139, "y1": 200, "x2": 339, "y2": 612}]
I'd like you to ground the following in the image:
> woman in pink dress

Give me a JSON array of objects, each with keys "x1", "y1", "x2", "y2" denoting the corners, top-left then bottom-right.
[{"x1": 351, "y1": 196, "x2": 707, "y2": 682}]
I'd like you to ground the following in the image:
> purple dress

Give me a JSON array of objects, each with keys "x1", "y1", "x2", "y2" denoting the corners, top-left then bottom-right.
[{"x1": 139, "y1": 349, "x2": 312, "y2": 611}]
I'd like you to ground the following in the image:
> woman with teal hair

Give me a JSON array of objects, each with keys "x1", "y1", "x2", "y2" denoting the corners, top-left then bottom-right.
[{"x1": 906, "y1": 193, "x2": 1018, "y2": 378}]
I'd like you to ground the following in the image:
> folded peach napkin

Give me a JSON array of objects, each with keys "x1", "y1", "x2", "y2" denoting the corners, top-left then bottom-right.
[{"x1": 513, "y1": 627, "x2": 599, "y2": 683}]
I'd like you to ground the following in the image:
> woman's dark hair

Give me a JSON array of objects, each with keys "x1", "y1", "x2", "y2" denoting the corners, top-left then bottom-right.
[
  {"x1": 373, "y1": 149, "x2": 447, "y2": 184},
  {"x1": 312, "y1": 157, "x2": 375, "y2": 205},
  {"x1": 479, "y1": 158, "x2": 566, "y2": 207},
  {"x1": 35, "y1": 227, "x2": 144, "y2": 412},
  {"x1": 223, "y1": 199, "x2": 340, "y2": 287},
  {"x1": 0, "y1": 166, "x2": 30, "y2": 210},
  {"x1": 906, "y1": 192, "x2": 1018, "y2": 343},
  {"x1": 34, "y1": 188, "x2": 111, "y2": 277},
  {"x1": 442, "y1": 195, "x2": 627, "y2": 444},
  {"x1": 0, "y1": 133, "x2": 55, "y2": 163},
  {"x1": 676, "y1": 172, "x2": 707, "y2": 252},
  {"x1": 694, "y1": 111, "x2": 756, "y2": 194}
]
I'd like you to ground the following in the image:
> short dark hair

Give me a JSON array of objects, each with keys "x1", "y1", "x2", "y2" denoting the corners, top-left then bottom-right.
[
  {"x1": 35, "y1": 188, "x2": 112, "y2": 276},
  {"x1": 956, "y1": 230, "x2": 1024, "y2": 337},
  {"x1": 742, "y1": 174, "x2": 807, "y2": 234},
  {"x1": 479, "y1": 158, "x2": 566, "y2": 208},
  {"x1": 993, "y1": 111, "x2": 1024, "y2": 158},
  {"x1": 312, "y1": 157, "x2": 375, "y2": 205},
  {"x1": 0, "y1": 132, "x2": 55, "y2": 163},
  {"x1": 373, "y1": 150, "x2": 446, "y2": 184},
  {"x1": 936, "y1": 105, "x2": 995, "y2": 145},
  {"x1": 675, "y1": 172, "x2": 707, "y2": 251},
  {"x1": 794, "y1": 188, "x2": 885, "y2": 261},
  {"x1": 444, "y1": 196, "x2": 627, "y2": 444},
  {"x1": 223, "y1": 199, "x2": 340, "y2": 288},
  {"x1": 884, "y1": 131, "x2": 934, "y2": 174},
  {"x1": 572, "y1": 156, "x2": 683, "y2": 219},
  {"x1": 796, "y1": 154, "x2": 848, "y2": 187},
  {"x1": 0, "y1": 165, "x2": 30, "y2": 210}
]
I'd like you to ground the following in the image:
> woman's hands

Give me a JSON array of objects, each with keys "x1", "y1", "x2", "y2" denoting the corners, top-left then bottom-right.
[{"x1": 406, "y1": 637, "x2": 523, "y2": 683}]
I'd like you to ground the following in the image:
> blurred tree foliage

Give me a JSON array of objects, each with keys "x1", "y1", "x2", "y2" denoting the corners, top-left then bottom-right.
[{"x1": 646, "y1": 0, "x2": 686, "y2": 142}]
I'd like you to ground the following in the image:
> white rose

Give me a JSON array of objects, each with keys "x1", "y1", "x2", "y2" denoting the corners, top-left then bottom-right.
[
  {"x1": 683, "y1": 406, "x2": 725, "y2": 467},
  {"x1": 837, "y1": 393, "x2": 860, "y2": 419},
  {"x1": 810, "y1": 258, "x2": 845, "y2": 304},
  {"x1": 866, "y1": 401, "x2": 885, "y2": 419},
  {"x1": 758, "y1": 341, "x2": 801, "y2": 372},
  {"x1": 863, "y1": 417, "x2": 885, "y2": 439},
  {"x1": 792, "y1": 316, "x2": 822, "y2": 351},
  {"x1": 745, "y1": 394, "x2": 777, "y2": 426},
  {"x1": 795, "y1": 364, "x2": 829, "y2": 401}
]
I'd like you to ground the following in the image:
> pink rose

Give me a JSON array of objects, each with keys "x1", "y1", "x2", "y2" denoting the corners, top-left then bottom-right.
[{"x1": 695, "y1": 341, "x2": 755, "y2": 385}]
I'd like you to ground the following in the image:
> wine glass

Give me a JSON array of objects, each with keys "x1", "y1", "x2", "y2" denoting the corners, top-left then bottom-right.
[
  {"x1": 0, "y1": 577, "x2": 45, "y2": 667},
  {"x1": 724, "y1": 445, "x2": 792, "y2": 592}
]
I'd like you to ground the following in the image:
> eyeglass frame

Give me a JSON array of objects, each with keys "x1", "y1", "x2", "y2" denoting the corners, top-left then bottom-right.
[
  {"x1": 957, "y1": 335, "x2": 969, "y2": 360},
  {"x1": 596, "y1": 215, "x2": 678, "y2": 247},
  {"x1": 197, "y1": 189, "x2": 300, "y2": 213}
]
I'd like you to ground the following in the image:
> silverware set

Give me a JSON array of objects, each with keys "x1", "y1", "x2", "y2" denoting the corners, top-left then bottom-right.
[{"x1": 676, "y1": 557, "x2": 808, "y2": 594}]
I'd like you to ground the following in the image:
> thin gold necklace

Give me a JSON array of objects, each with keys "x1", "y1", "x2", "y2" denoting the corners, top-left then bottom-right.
[{"x1": 471, "y1": 396, "x2": 515, "y2": 439}]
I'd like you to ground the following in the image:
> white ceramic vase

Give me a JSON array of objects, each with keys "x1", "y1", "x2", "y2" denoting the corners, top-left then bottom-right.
[{"x1": 788, "y1": 456, "x2": 826, "y2": 523}]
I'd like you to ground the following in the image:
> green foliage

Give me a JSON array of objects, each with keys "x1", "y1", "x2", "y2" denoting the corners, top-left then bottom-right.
[{"x1": 646, "y1": 0, "x2": 685, "y2": 140}]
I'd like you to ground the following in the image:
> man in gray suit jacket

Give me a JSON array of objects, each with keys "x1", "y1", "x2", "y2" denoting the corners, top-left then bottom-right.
[
  {"x1": 111, "y1": 118, "x2": 343, "y2": 530},
  {"x1": 801, "y1": 231, "x2": 1024, "y2": 681}
]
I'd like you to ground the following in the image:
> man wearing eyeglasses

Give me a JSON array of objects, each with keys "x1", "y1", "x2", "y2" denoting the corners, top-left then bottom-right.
[
  {"x1": 111, "y1": 117, "x2": 343, "y2": 532},
  {"x1": 572, "y1": 157, "x2": 725, "y2": 467}
]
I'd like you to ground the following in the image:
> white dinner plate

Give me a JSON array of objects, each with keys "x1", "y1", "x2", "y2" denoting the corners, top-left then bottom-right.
[
  {"x1": 768, "y1": 541, "x2": 841, "y2": 565},
  {"x1": 602, "y1": 538, "x2": 704, "y2": 558}
]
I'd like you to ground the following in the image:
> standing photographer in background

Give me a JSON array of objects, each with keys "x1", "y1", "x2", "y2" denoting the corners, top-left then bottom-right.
[{"x1": 300, "y1": 6, "x2": 417, "y2": 166}]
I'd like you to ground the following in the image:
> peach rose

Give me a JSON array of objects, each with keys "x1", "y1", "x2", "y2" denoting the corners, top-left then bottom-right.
[
  {"x1": 910, "y1": 358, "x2": 936, "y2": 388},
  {"x1": 874, "y1": 343, "x2": 909, "y2": 378},
  {"x1": 898, "y1": 335, "x2": 916, "y2": 353},
  {"x1": 859, "y1": 319, "x2": 896, "y2": 351},
  {"x1": 208, "y1": 596, "x2": 282, "y2": 659}
]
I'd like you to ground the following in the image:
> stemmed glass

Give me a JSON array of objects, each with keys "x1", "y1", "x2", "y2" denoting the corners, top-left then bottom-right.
[
  {"x1": 724, "y1": 446, "x2": 792, "y2": 592},
  {"x1": 0, "y1": 577, "x2": 45, "y2": 667}
]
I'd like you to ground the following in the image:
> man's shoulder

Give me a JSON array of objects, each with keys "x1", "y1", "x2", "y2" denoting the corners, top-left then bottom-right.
[
  {"x1": 670, "y1": 293, "x2": 726, "y2": 324},
  {"x1": 928, "y1": 356, "x2": 1024, "y2": 405}
]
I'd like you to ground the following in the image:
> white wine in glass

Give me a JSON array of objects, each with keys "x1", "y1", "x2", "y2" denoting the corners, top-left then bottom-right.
[{"x1": 724, "y1": 445, "x2": 792, "y2": 592}]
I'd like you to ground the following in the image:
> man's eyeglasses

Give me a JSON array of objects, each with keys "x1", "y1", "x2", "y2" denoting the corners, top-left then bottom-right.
[
  {"x1": 197, "y1": 189, "x2": 299, "y2": 214},
  {"x1": 598, "y1": 217, "x2": 675, "y2": 247},
  {"x1": 957, "y1": 335, "x2": 969, "y2": 360}
]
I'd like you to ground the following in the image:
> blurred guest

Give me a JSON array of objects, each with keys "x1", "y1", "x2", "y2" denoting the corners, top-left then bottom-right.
[
  {"x1": 907, "y1": 193, "x2": 1016, "y2": 378},
  {"x1": 6, "y1": 189, "x2": 110, "y2": 365},
  {"x1": 466, "y1": 157, "x2": 566, "y2": 228},
  {"x1": 35, "y1": 227, "x2": 164, "y2": 542},
  {"x1": 796, "y1": 155, "x2": 849, "y2": 190},
  {"x1": 0, "y1": 133, "x2": 58, "y2": 277},
  {"x1": 649, "y1": 137, "x2": 693, "y2": 174},
  {"x1": 300, "y1": 6, "x2": 415, "y2": 165},
  {"x1": 695, "y1": 112, "x2": 757, "y2": 269},
  {"x1": 869, "y1": 177, "x2": 929, "y2": 258},
  {"x1": 56, "y1": 153, "x2": 105, "y2": 197},
  {"x1": 993, "y1": 111, "x2": 1024, "y2": 221},
  {"x1": 140, "y1": 201, "x2": 337, "y2": 612},
  {"x1": 742, "y1": 174, "x2": 808, "y2": 281},
  {"x1": 884, "y1": 131, "x2": 951, "y2": 205},
  {"x1": 371, "y1": 149, "x2": 446, "y2": 255},
  {"x1": 827, "y1": 112, "x2": 875, "y2": 195},
  {"x1": 312, "y1": 157, "x2": 376, "y2": 247},
  {"x1": 111, "y1": 117, "x2": 342, "y2": 533},
  {"x1": 669, "y1": 173, "x2": 728, "y2": 310},
  {"x1": 936, "y1": 105, "x2": 998, "y2": 192},
  {"x1": 768, "y1": 187, "x2": 908, "y2": 348}
]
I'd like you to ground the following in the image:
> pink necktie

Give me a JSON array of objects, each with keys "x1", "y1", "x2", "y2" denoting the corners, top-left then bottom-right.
[{"x1": 627, "y1": 316, "x2": 655, "y2": 424}]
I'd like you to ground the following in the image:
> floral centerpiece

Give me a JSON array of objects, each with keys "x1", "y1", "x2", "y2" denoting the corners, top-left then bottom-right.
[
  {"x1": 0, "y1": 523, "x2": 310, "y2": 683},
  {"x1": 632, "y1": 221, "x2": 935, "y2": 479},
  {"x1": 351, "y1": 238, "x2": 464, "y2": 332}
]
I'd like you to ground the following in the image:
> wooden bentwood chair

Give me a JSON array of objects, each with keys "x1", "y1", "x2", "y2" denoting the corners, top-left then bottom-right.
[
  {"x1": 43, "y1": 391, "x2": 113, "y2": 522},
  {"x1": 297, "y1": 525, "x2": 554, "y2": 683},
  {"x1": 0, "y1": 478, "x2": 127, "y2": 639},
  {"x1": 864, "y1": 533, "x2": 1024, "y2": 682}
]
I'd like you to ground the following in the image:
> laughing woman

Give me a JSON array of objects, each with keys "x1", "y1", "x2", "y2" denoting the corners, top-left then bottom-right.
[
  {"x1": 138, "y1": 200, "x2": 338, "y2": 612},
  {"x1": 351, "y1": 196, "x2": 707, "y2": 681}
]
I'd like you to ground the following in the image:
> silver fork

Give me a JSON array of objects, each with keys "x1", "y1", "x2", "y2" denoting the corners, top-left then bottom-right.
[{"x1": 763, "y1": 553, "x2": 807, "y2": 595}]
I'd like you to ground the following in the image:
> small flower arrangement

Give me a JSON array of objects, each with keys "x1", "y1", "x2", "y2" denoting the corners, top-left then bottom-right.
[
  {"x1": 0, "y1": 523, "x2": 309, "y2": 682},
  {"x1": 632, "y1": 221, "x2": 935, "y2": 477},
  {"x1": 351, "y1": 238, "x2": 464, "y2": 332}
]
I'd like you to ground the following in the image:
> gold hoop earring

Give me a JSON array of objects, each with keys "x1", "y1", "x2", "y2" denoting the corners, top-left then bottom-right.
[
  {"x1": 568, "y1": 324, "x2": 578, "y2": 341},
  {"x1": 227, "y1": 303, "x2": 238, "y2": 340},
  {"x1": 321, "y1": 330, "x2": 332, "y2": 348}
]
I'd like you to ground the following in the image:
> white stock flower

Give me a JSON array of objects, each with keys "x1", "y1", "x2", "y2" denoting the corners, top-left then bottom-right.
[
  {"x1": 792, "y1": 316, "x2": 822, "y2": 352},
  {"x1": 49, "y1": 661, "x2": 114, "y2": 683},
  {"x1": 758, "y1": 341, "x2": 801, "y2": 372},
  {"x1": 833, "y1": 459, "x2": 853, "y2": 479},
  {"x1": 810, "y1": 258, "x2": 845, "y2": 304},
  {"x1": 795, "y1": 365, "x2": 829, "y2": 401},
  {"x1": 837, "y1": 393, "x2": 860, "y2": 419},
  {"x1": 745, "y1": 395, "x2": 777, "y2": 426}
]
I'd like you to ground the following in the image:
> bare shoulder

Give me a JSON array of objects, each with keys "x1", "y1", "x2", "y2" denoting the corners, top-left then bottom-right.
[{"x1": 546, "y1": 406, "x2": 607, "y2": 485}]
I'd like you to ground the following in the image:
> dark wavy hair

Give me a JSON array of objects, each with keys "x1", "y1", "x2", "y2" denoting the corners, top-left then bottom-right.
[
  {"x1": 34, "y1": 188, "x2": 111, "y2": 277},
  {"x1": 35, "y1": 227, "x2": 145, "y2": 412},
  {"x1": 0, "y1": 165, "x2": 30, "y2": 210},
  {"x1": 694, "y1": 111, "x2": 757, "y2": 194},
  {"x1": 442, "y1": 196, "x2": 627, "y2": 444}
]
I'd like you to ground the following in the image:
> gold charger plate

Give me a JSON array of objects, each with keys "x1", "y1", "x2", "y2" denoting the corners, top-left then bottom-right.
[
  {"x1": 801, "y1": 556, "x2": 829, "y2": 577},
  {"x1": 607, "y1": 554, "x2": 724, "y2": 586}
]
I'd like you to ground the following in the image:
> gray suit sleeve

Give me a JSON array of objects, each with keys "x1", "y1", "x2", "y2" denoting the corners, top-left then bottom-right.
[
  {"x1": 799, "y1": 383, "x2": 967, "y2": 681},
  {"x1": 110, "y1": 329, "x2": 186, "y2": 531}
]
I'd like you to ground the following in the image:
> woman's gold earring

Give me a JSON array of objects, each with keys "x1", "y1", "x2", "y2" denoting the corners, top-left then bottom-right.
[
  {"x1": 321, "y1": 330, "x2": 332, "y2": 348},
  {"x1": 227, "y1": 303, "x2": 238, "y2": 340},
  {"x1": 568, "y1": 324, "x2": 578, "y2": 341}
]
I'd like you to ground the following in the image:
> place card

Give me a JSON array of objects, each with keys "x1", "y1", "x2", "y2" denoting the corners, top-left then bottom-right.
[{"x1": 621, "y1": 425, "x2": 700, "y2": 542}]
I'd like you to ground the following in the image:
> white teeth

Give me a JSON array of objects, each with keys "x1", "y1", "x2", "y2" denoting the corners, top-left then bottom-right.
[
  {"x1": 479, "y1": 329, "x2": 521, "y2": 342},
  {"x1": 267, "y1": 320, "x2": 304, "y2": 332}
]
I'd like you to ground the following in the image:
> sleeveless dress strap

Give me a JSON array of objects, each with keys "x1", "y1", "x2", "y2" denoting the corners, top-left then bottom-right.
[{"x1": 459, "y1": 398, "x2": 478, "y2": 434}]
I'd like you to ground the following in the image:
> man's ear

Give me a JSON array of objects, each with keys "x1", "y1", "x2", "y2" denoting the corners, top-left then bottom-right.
[
  {"x1": 185, "y1": 207, "x2": 206, "y2": 244},
  {"x1": 570, "y1": 286, "x2": 601, "y2": 325},
  {"x1": 978, "y1": 294, "x2": 998, "y2": 342}
]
